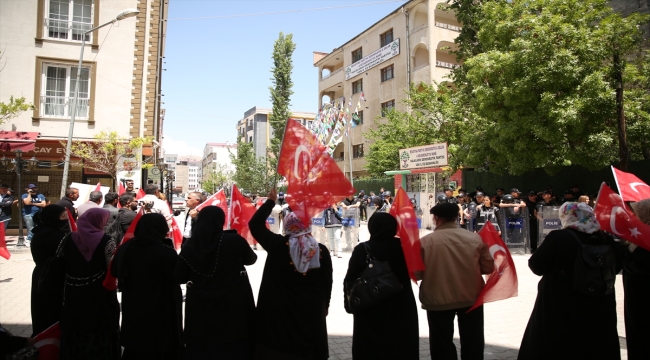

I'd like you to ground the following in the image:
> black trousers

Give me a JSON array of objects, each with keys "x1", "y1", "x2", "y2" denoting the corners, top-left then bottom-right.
[
  {"x1": 426, "y1": 306, "x2": 484, "y2": 360},
  {"x1": 359, "y1": 206, "x2": 367, "y2": 220}
]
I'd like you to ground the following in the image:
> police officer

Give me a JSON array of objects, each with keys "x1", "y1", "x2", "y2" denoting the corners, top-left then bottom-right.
[{"x1": 444, "y1": 187, "x2": 458, "y2": 205}]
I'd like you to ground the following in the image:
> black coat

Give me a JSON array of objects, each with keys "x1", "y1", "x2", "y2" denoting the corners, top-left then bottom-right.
[
  {"x1": 55, "y1": 197, "x2": 76, "y2": 220},
  {"x1": 343, "y1": 238, "x2": 419, "y2": 360},
  {"x1": 518, "y1": 229, "x2": 623, "y2": 360},
  {"x1": 623, "y1": 246, "x2": 650, "y2": 360},
  {"x1": 249, "y1": 200, "x2": 333, "y2": 360},
  {"x1": 0, "y1": 193, "x2": 13, "y2": 217},
  {"x1": 111, "y1": 236, "x2": 183, "y2": 356},
  {"x1": 175, "y1": 230, "x2": 257, "y2": 345}
]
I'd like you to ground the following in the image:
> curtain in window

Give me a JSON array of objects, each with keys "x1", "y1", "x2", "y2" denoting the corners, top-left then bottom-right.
[
  {"x1": 71, "y1": 0, "x2": 93, "y2": 41},
  {"x1": 69, "y1": 66, "x2": 90, "y2": 118},
  {"x1": 45, "y1": 66, "x2": 67, "y2": 116},
  {"x1": 48, "y1": 0, "x2": 70, "y2": 39}
]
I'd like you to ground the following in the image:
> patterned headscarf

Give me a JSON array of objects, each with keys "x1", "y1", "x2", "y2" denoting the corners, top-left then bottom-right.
[
  {"x1": 283, "y1": 212, "x2": 320, "y2": 273},
  {"x1": 631, "y1": 199, "x2": 650, "y2": 225},
  {"x1": 559, "y1": 202, "x2": 600, "y2": 234}
]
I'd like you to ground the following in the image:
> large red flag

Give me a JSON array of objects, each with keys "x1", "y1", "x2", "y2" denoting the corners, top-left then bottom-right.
[
  {"x1": 33, "y1": 322, "x2": 61, "y2": 360},
  {"x1": 170, "y1": 217, "x2": 183, "y2": 250},
  {"x1": 118, "y1": 182, "x2": 126, "y2": 196},
  {"x1": 196, "y1": 190, "x2": 228, "y2": 212},
  {"x1": 611, "y1": 166, "x2": 650, "y2": 203},
  {"x1": 230, "y1": 185, "x2": 257, "y2": 245},
  {"x1": 0, "y1": 221, "x2": 10, "y2": 260},
  {"x1": 277, "y1": 118, "x2": 355, "y2": 225},
  {"x1": 595, "y1": 183, "x2": 650, "y2": 251},
  {"x1": 103, "y1": 208, "x2": 144, "y2": 290},
  {"x1": 136, "y1": 188, "x2": 145, "y2": 200},
  {"x1": 389, "y1": 187, "x2": 425, "y2": 282},
  {"x1": 66, "y1": 208, "x2": 77, "y2": 232},
  {"x1": 468, "y1": 221, "x2": 518, "y2": 312}
]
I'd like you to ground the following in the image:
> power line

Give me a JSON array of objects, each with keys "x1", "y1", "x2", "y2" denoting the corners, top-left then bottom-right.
[{"x1": 167, "y1": 0, "x2": 407, "y2": 21}]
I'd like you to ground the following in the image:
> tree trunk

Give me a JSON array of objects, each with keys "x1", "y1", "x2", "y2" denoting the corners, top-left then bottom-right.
[
  {"x1": 643, "y1": 147, "x2": 650, "y2": 160},
  {"x1": 615, "y1": 53, "x2": 629, "y2": 171}
]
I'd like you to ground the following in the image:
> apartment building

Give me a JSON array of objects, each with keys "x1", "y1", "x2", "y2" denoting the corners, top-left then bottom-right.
[
  {"x1": 235, "y1": 106, "x2": 316, "y2": 159},
  {"x1": 201, "y1": 142, "x2": 236, "y2": 183},
  {"x1": 313, "y1": 0, "x2": 459, "y2": 178},
  {"x1": 0, "y1": 0, "x2": 167, "y2": 197}
]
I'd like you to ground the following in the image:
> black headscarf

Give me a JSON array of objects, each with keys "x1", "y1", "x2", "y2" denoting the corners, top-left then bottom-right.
[
  {"x1": 180, "y1": 206, "x2": 225, "y2": 272},
  {"x1": 133, "y1": 213, "x2": 169, "y2": 244},
  {"x1": 368, "y1": 212, "x2": 398, "y2": 240},
  {"x1": 33, "y1": 204, "x2": 68, "y2": 233}
]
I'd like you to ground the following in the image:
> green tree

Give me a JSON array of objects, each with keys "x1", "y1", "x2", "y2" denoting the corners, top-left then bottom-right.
[
  {"x1": 268, "y1": 32, "x2": 296, "y2": 175},
  {"x1": 625, "y1": 50, "x2": 650, "y2": 160},
  {"x1": 202, "y1": 163, "x2": 232, "y2": 193},
  {"x1": 229, "y1": 138, "x2": 271, "y2": 195},
  {"x1": 0, "y1": 96, "x2": 33, "y2": 124}
]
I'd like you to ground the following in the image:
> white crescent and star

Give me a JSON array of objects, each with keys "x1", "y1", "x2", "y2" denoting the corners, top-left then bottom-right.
[
  {"x1": 232, "y1": 200, "x2": 241, "y2": 225},
  {"x1": 293, "y1": 145, "x2": 311, "y2": 182},
  {"x1": 609, "y1": 206, "x2": 627, "y2": 236},
  {"x1": 489, "y1": 244, "x2": 507, "y2": 260},
  {"x1": 630, "y1": 182, "x2": 650, "y2": 193}
]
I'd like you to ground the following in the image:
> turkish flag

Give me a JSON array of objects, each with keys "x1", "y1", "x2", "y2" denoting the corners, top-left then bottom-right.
[
  {"x1": 136, "y1": 188, "x2": 145, "y2": 200},
  {"x1": 277, "y1": 118, "x2": 355, "y2": 225},
  {"x1": 197, "y1": 190, "x2": 228, "y2": 212},
  {"x1": 611, "y1": 166, "x2": 650, "y2": 203},
  {"x1": 595, "y1": 183, "x2": 650, "y2": 251},
  {"x1": 33, "y1": 322, "x2": 61, "y2": 360},
  {"x1": 170, "y1": 217, "x2": 183, "y2": 250},
  {"x1": 389, "y1": 187, "x2": 425, "y2": 282},
  {"x1": 118, "y1": 182, "x2": 126, "y2": 196},
  {"x1": 94, "y1": 182, "x2": 101, "y2": 192},
  {"x1": 230, "y1": 185, "x2": 257, "y2": 245},
  {"x1": 468, "y1": 221, "x2": 518, "y2": 312},
  {"x1": 66, "y1": 208, "x2": 77, "y2": 232},
  {"x1": 0, "y1": 221, "x2": 10, "y2": 260},
  {"x1": 103, "y1": 208, "x2": 144, "y2": 290}
]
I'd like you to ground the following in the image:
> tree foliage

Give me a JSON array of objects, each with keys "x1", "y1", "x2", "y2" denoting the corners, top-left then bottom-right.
[
  {"x1": 0, "y1": 96, "x2": 33, "y2": 124},
  {"x1": 65, "y1": 131, "x2": 152, "y2": 190},
  {"x1": 202, "y1": 163, "x2": 233, "y2": 194},
  {"x1": 229, "y1": 137, "x2": 271, "y2": 195},
  {"x1": 268, "y1": 32, "x2": 296, "y2": 175}
]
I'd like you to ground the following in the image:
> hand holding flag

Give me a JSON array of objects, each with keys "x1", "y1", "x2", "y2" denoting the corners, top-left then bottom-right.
[
  {"x1": 388, "y1": 187, "x2": 425, "y2": 282},
  {"x1": 594, "y1": 182, "x2": 650, "y2": 251}
]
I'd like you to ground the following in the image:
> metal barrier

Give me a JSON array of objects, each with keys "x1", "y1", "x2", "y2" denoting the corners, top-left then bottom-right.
[
  {"x1": 537, "y1": 204, "x2": 561, "y2": 247},
  {"x1": 499, "y1": 206, "x2": 530, "y2": 254},
  {"x1": 341, "y1": 208, "x2": 360, "y2": 252}
]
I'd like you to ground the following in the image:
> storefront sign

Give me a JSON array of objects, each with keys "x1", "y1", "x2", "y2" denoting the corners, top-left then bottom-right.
[
  {"x1": 399, "y1": 143, "x2": 448, "y2": 170},
  {"x1": 345, "y1": 39, "x2": 400, "y2": 80}
]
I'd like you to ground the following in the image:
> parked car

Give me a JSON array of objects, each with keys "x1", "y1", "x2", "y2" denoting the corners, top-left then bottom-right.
[{"x1": 172, "y1": 197, "x2": 185, "y2": 211}]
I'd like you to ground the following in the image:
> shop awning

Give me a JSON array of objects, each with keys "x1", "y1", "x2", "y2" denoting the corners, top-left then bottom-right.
[{"x1": 0, "y1": 131, "x2": 40, "y2": 152}]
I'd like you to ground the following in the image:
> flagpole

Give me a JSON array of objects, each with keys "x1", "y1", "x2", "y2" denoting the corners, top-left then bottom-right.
[
  {"x1": 227, "y1": 183, "x2": 234, "y2": 230},
  {"x1": 348, "y1": 135, "x2": 354, "y2": 186}
]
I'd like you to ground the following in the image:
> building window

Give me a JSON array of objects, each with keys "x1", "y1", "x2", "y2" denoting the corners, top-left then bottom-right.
[
  {"x1": 352, "y1": 48, "x2": 363, "y2": 63},
  {"x1": 380, "y1": 29, "x2": 393, "y2": 47},
  {"x1": 381, "y1": 64, "x2": 394, "y2": 82},
  {"x1": 357, "y1": 110, "x2": 363, "y2": 125},
  {"x1": 353, "y1": 144, "x2": 364, "y2": 159},
  {"x1": 381, "y1": 100, "x2": 395, "y2": 117},
  {"x1": 46, "y1": 0, "x2": 93, "y2": 42},
  {"x1": 249, "y1": 136, "x2": 252, "y2": 143},
  {"x1": 41, "y1": 63, "x2": 91, "y2": 118},
  {"x1": 352, "y1": 79, "x2": 363, "y2": 94}
]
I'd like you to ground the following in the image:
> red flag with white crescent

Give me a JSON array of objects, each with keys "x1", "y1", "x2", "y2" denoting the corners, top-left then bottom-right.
[
  {"x1": 468, "y1": 221, "x2": 518, "y2": 312},
  {"x1": 388, "y1": 187, "x2": 425, "y2": 282},
  {"x1": 611, "y1": 166, "x2": 650, "y2": 203},
  {"x1": 595, "y1": 182, "x2": 650, "y2": 251},
  {"x1": 0, "y1": 221, "x2": 10, "y2": 260},
  {"x1": 230, "y1": 185, "x2": 257, "y2": 245},
  {"x1": 33, "y1": 322, "x2": 61, "y2": 360},
  {"x1": 103, "y1": 208, "x2": 145, "y2": 290},
  {"x1": 196, "y1": 189, "x2": 228, "y2": 214},
  {"x1": 170, "y1": 217, "x2": 183, "y2": 250}
]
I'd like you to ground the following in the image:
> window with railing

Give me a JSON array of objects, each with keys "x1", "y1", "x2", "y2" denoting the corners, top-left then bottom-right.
[
  {"x1": 46, "y1": 0, "x2": 93, "y2": 42},
  {"x1": 353, "y1": 144, "x2": 364, "y2": 159},
  {"x1": 41, "y1": 63, "x2": 91, "y2": 119},
  {"x1": 381, "y1": 100, "x2": 395, "y2": 117}
]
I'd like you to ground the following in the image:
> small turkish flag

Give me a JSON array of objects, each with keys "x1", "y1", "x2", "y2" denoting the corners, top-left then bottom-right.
[
  {"x1": 0, "y1": 221, "x2": 10, "y2": 260},
  {"x1": 170, "y1": 217, "x2": 183, "y2": 250},
  {"x1": 66, "y1": 208, "x2": 77, "y2": 232},
  {"x1": 230, "y1": 185, "x2": 257, "y2": 245},
  {"x1": 611, "y1": 166, "x2": 650, "y2": 203},
  {"x1": 595, "y1": 182, "x2": 650, "y2": 251},
  {"x1": 388, "y1": 187, "x2": 425, "y2": 282},
  {"x1": 103, "y1": 208, "x2": 144, "y2": 290},
  {"x1": 33, "y1": 322, "x2": 61, "y2": 360},
  {"x1": 196, "y1": 189, "x2": 228, "y2": 216},
  {"x1": 468, "y1": 221, "x2": 518, "y2": 312},
  {"x1": 94, "y1": 182, "x2": 101, "y2": 192}
]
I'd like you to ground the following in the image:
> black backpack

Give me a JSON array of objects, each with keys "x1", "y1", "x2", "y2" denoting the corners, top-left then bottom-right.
[
  {"x1": 105, "y1": 211, "x2": 125, "y2": 245},
  {"x1": 567, "y1": 230, "x2": 616, "y2": 297}
]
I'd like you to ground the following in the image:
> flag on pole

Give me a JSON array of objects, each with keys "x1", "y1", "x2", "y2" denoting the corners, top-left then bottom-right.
[
  {"x1": 388, "y1": 187, "x2": 425, "y2": 282},
  {"x1": 278, "y1": 118, "x2": 356, "y2": 225},
  {"x1": 229, "y1": 185, "x2": 258, "y2": 245},
  {"x1": 33, "y1": 322, "x2": 61, "y2": 360},
  {"x1": 66, "y1": 208, "x2": 77, "y2": 232},
  {"x1": 103, "y1": 208, "x2": 144, "y2": 290},
  {"x1": 468, "y1": 221, "x2": 518, "y2": 312},
  {"x1": 0, "y1": 221, "x2": 10, "y2": 260},
  {"x1": 611, "y1": 166, "x2": 650, "y2": 203},
  {"x1": 594, "y1": 182, "x2": 650, "y2": 251}
]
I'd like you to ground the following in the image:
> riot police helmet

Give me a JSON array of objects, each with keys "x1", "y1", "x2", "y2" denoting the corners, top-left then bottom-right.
[
  {"x1": 502, "y1": 194, "x2": 515, "y2": 203},
  {"x1": 436, "y1": 194, "x2": 449, "y2": 204}
]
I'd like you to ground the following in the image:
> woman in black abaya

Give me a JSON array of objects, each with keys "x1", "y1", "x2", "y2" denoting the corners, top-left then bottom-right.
[{"x1": 343, "y1": 212, "x2": 419, "y2": 360}]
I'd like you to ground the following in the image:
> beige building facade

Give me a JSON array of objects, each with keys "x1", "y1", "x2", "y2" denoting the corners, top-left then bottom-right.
[
  {"x1": 313, "y1": 0, "x2": 459, "y2": 177},
  {"x1": 201, "y1": 142, "x2": 237, "y2": 183}
]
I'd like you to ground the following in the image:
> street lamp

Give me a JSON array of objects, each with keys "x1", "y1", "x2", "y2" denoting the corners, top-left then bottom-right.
[
  {"x1": 165, "y1": 170, "x2": 175, "y2": 205},
  {"x1": 60, "y1": 8, "x2": 140, "y2": 199},
  {"x1": 1, "y1": 150, "x2": 38, "y2": 246}
]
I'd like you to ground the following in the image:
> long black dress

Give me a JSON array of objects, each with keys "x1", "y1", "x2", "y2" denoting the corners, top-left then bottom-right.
[
  {"x1": 518, "y1": 229, "x2": 623, "y2": 360},
  {"x1": 623, "y1": 246, "x2": 650, "y2": 360},
  {"x1": 59, "y1": 234, "x2": 120, "y2": 360},
  {"x1": 343, "y1": 212, "x2": 419, "y2": 360},
  {"x1": 30, "y1": 224, "x2": 66, "y2": 336},
  {"x1": 249, "y1": 200, "x2": 333, "y2": 360},
  {"x1": 111, "y1": 214, "x2": 183, "y2": 360}
]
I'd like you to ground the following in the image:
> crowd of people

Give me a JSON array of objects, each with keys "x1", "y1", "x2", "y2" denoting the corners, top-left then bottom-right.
[{"x1": 1, "y1": 182, "x2": 648, "y2": 360}]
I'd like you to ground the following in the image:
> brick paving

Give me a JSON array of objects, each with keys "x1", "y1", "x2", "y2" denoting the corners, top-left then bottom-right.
[{"x1": 0, "y1": 227, "x2": 629, "y2": 359}]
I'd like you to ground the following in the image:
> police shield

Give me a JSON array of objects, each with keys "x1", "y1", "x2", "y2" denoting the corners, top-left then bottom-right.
[
  {"x1": 267, "y1": 205, "x2": 282, "y2": 234},
  {"x1": 310, "y1": 211, "x2": 327, "y2": 245},
  {"x1": 341, "y1": 208, "x2": 360, "y2": 252},
  {"x1": 366, "y1": 204, "x2": 376, "y2": 220},
  {"x1": 499, "y1": 205, "x2": 530, "y2": 254},
  {"x1": 537, "y1": 204, "x2": 561, "y2": 247},
  {"x1": 465, "y1": 202, "x2": 478, "y2": 232}
]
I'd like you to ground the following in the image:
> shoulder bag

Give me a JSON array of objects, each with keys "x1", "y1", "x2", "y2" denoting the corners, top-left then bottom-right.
[{"x1": 346, "y1": 242, "x2": 403, "y2": 313}]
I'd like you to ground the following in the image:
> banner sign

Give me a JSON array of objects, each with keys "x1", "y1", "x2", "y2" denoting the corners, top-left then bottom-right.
[
  {"x1": 399, "y1": 143, "x2": 448, "y2": 170},
  {"x1": 345, "y1": 39, "x2": 400, "y2": 80}
]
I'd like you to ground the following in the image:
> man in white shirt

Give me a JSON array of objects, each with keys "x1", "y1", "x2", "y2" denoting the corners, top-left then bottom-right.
[
  {"x1": 139, "y1": 184, "x2": 173, "y2": 230},
  {"x1": 182, "y1": 191, "x2": 204, "y2": 245}
]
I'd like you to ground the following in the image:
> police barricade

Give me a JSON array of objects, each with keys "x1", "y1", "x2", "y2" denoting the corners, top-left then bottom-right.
[
  {"x1": 267, "y1": 205, "x2": 282, "y2": 234},
  {"x1": 311, "y1": 211, "x2": 327, "y2": 247},
  {"x1": 341, "y1": 208, "x2": 360, "y2": 252},
  {"x1": 366, "y1": 205, "x2": 377, "y2": 221},
  {"x1": 499, "y1": 206, "x2": 530, "y2": 254},
  {"x1": 464, "y1": 202, "x2": 478, "y2": 233},
  {"x1": 537, "y1": 204, "x2": 561, "y2": 247}
]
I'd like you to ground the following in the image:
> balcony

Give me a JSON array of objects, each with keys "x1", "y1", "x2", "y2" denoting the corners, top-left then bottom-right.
[
  {"x1": 40, "y1": 96, "x2": 89, "y2": 119},
  {"x1": 321, "y1": 67, "x2": 343, "y2": 80},
  {"x1": 319, "y1": 68, "x2": 344, "y2": 92},
  {"x1": 434, "y1": 21, "x2": 461, "y2": 32},
  {"x1": 436, "y1": 60, "x2": 459, "y2": 69}
]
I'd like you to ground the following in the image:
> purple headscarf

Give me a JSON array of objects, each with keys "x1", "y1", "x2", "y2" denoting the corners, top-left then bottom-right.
[{"x1": 71, "y1": 207, "x2": 110, "y2": 262}]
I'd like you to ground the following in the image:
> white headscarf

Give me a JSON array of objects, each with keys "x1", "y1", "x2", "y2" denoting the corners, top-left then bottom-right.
[{"x1": 283, "y1": 212, "x2": 320, "y2": 273}]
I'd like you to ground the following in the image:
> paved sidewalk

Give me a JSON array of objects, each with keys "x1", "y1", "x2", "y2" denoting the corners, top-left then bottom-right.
[{"x1": 0, "y1": 234, "x2": 629, "y2": 359}]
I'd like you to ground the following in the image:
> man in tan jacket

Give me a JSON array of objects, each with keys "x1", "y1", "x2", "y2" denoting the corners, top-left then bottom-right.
[{"x1": 418, "y1": 203, "x2": 494, "y2": 359}]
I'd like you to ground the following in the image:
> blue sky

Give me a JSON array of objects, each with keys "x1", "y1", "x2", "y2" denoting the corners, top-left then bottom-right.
[{"x1": 161, "y1": 0, "x2": 408, "y2": 156}]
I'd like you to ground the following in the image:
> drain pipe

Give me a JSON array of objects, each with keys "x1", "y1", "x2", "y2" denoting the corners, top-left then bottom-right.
[{"x1": 403, "y1": 7, "x2": 411, "y2": 97}]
